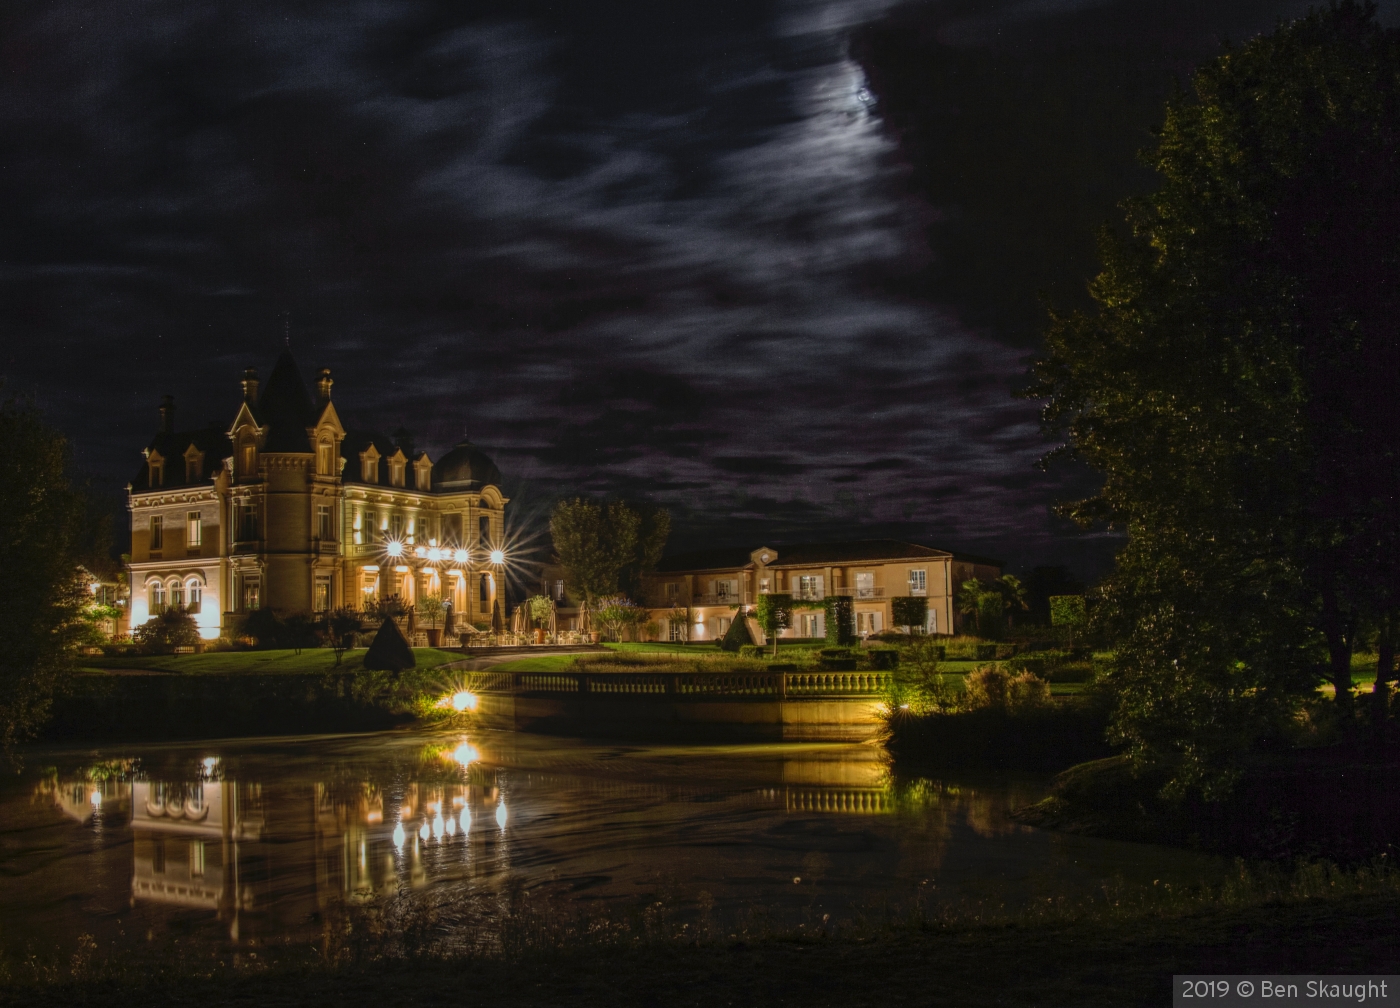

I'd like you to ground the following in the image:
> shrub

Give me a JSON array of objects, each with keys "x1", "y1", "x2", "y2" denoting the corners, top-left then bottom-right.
[
  {"x1": 964, "y1": 665, "x2": 1051, "y2": 712},
  {"x1": 720, "y1": 610, "x2": 756, "y2": 652},
  {"x1": 133, "y1": 608, "x2": 200, "y2": 655},
  {"x1": 891, "y1": 596, "x2": 928, "y2": 630},
  {"x1": 243, "y1": 608, "x2": 287, "y2": 649},
  {"x1": 824, "y1": 595, "x2": 856, "y2": 646},
  {"x1": 738, "y1": 644, "x2": 766, "y2": 660},
  {"x1": 866, "y1": 649, "x2": 899, "y2": 670}
]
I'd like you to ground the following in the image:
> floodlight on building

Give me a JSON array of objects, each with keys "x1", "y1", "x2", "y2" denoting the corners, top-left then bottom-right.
[
  {"x1": 414, "y1": 545, "x2": 427, "y2": 558},
  {"x1": 451, "y1": 691, "x2": 478, "y2": 712},
  {"x1": 386, "y1": 541, "x2": 404, "y2": 558},
  {"x1": 427, "y1": 547, "x2": 443, "y2": 562},
  {"x1": 489, "y1": 549, "x2": 505, "y2": 565},
  {"x1": 454, "y1": 548, "x2": 469, "y2": 564}
]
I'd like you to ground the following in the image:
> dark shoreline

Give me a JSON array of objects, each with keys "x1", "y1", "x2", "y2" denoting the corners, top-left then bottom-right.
[{"x1": 5, "y1": 894, "x2": 1398, "y2": 1007}]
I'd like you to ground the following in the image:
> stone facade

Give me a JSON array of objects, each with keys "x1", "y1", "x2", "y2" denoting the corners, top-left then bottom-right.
[
  {"x1": 641, "y1": 541, "x2": 1001, "y2": 643},
  {"x1": 127, "y1": 351, "x2": 507, "y2": 639}
]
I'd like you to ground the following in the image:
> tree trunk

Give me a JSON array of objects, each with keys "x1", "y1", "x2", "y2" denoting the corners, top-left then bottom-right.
[
  {"x1": 1372, "y1": 613, "x2": 1396, "y2": 746},
  {"x1": 1318, "y1": 587, "x2": 1356, "y2": 733}
]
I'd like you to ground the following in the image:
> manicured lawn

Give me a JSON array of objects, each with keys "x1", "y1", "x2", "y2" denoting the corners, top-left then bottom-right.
[
  {"x1": 604, "y1": 642, "x2": 724, "y2": 654},
  {"x1": 489, "y1": 654, "x2": 581, "y2": 672},
  {"x1": 79, "y1": 647, "x2": 464, "y2": 675}
]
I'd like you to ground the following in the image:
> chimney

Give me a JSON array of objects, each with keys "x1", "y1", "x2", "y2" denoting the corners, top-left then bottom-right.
[
  {"x1": 159, "y1": 395, "x2": 175, "y2": 435},
  {"x1": 316, "y1": 368, "x2": 333, "y2": 405},
  {"x1": 241, "y1": 368, "x2": 259, "y2": 406}
]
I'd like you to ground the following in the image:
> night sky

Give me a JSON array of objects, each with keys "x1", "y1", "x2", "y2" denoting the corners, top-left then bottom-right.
[{"x1": 4, "y1": 0, "x2": 1388, "y2": 574}]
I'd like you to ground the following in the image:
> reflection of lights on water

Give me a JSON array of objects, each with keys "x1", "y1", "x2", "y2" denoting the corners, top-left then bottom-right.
[
  {"x1": 432, "y1": 813, "x2": 444, "y2": 840},
  {"x1": 393, "y1": 823, "x2": 406, "y2": 851},
  {"x1": 90, "y1": 790, "x2": 102, "y2": 806},
  {"x1": 459, "y1": 808, "x2": 470, "y2": 832},
  {"x1": 418, "y1": 821, "x2": 430, "y2": 842},
  {"x1": 445, "y1": 814, "x2": 456, "y2": 836},
  {"x1": 453, "y1": 742, "x2": 479, "y2": 765},
  {"x1": 496, "y1": 802, "x2": 507, "y2": 830},
  {"x1": 202, "y1": 757, "x2": 218, "y2": 771}
]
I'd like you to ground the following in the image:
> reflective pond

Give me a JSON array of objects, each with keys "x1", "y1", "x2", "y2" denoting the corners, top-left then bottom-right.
[{"x1": 0, "y1": 730, "x2": 1225, "y2": 956}]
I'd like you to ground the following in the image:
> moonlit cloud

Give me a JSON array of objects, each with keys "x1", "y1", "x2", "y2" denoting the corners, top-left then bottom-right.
[{"x1": 0, "y1": 0, "x2": 1125, "y2": 568}]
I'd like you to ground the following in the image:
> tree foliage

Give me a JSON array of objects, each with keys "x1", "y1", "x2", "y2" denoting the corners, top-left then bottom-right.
[
  {"x1": 322, "y1": 608, "x2": 363, "y2": 665},
  {"x1": 133, "y1": 608, "x2": 200, "y2": 655},
  {"x1": 0, "y1": 398, "x2": 89, "y2": 751},
  {"x1": 1028, "y1": 2, "x2": 1400, "y2": 787},
  {"x1": 955, "y1": 576, "x2": 1026, "y2": 639},
  {"x1": 891, "y1": 596, "x2": 929, "y2": 632},
  {"x1": 592, "y1": 595, "x2": 648, "y2": 642},
  {"x1": 754, "y1": 593, "x2": 792, "y2": 656},
  {"x1": 550, "y1": 498, "x2": 671, "y2": 608}
]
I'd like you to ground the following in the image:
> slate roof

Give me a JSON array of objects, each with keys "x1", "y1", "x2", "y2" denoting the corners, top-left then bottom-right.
[
  {"x1": 654, "y1": 539, "x2": 1000, "y2": 573},
  {"x1": 131, "y1": 425, "x2": 232, "y2": 491},
  {"x1": 257, "y1": 350, "x2": 316, "y2": 451}
]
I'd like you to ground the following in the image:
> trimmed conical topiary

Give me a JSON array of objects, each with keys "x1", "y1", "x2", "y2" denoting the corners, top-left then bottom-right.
[
  {"x1": 719, "y1": 608, "x2": 756, "y2": 652},
  {"x1": 364, "y1": 616, "x2": 415, "y2": 671}
]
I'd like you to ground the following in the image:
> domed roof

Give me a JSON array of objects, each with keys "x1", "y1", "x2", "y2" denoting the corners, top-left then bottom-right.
[{"x1": 435, "y1": 439, "x2": 501, "y2": 491}]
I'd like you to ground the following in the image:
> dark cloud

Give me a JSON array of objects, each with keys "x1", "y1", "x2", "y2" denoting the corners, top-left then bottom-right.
[{"x1": 6, "y1": 0, "x2": 1378, "y2": 577}]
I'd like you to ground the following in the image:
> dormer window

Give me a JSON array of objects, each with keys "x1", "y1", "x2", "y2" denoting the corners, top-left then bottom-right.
[
  {"x1": 237, "y1": 439, "x2": 257, "y2": 480},
  {"x1": 359, "y1": 446, "x2": 380, "y2": 483},
  {"x1": 148, "y1": 453, "x2": 164, "y2": 487},
  {"x1": 414, "y1": 456, "x2": 432, "y2": 490},
  {"x1": 317, "y1": 438, "x2": 335, "y2": 476},
  {"x1": 387, "y1": 450, "x2": 407, "y2": 488},
  {"x1": 183, "y1": 446, "x2": 204, "y2": 483}
]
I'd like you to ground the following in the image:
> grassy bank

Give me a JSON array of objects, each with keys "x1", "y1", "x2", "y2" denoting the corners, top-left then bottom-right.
[
  {"x1": 5, "y1": 864, "x2": 1399, "y2": 1007},
  {"x1": 79, "y1": 647, "x2": 463, "y2": 675},
  {"x1": 1017, "y1": 749, "x2": 1400, "y2": 862}
]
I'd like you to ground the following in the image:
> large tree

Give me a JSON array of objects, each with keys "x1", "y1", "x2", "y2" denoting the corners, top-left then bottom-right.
[
  {"x1": 1030, "y1": 2, "x2": 1400, "y2": 786},
  {"x1": 0, "y1": 398, "x2": 90, "y2": 751},
  {"x1": 549, "y1": 498, "x2": 670, "y2": 609}
]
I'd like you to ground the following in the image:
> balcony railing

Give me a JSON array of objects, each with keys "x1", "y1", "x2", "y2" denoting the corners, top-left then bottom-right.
[
  {"x1": 462, "y1": 668, "x2": 893, "y2": 700},
  {"x1": 833, "y1": 586, "x2": 886, "y2": 599}
]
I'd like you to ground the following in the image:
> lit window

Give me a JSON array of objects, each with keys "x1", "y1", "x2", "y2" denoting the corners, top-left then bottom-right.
[
  {"x1": 242, "y1": 580, "x2": 260, "y2": 612},
  {"x1": 187, "y1": 511, "x2": 202, "y2": 547},
  {"x1": 150, "y1": 582, "x2": 166, "y2": 613},
  {"x1": 239, "y1": 443, "x2": 257, "y2": 479},
  {"x1": 909, "y1": 569, "x2": 927, "y2": 596},
  {"x1": 150, "y1": 516, "x2": 163, "y2": 551},
  {"x1": 317, "y1": 505, "x2": 333, "y2": 541},
  {"x1": 187, "y1": 582, "x2": 202, "y2": 614},
  {"x1": 170, "y1": 582, "x2": 184, "y2": 608},
  {"x1": 313, "y1": 580, "x2": 330, "y2": 612},
  {"x1": 318, "y1": 441, "x2": 334, "y2": 476}
]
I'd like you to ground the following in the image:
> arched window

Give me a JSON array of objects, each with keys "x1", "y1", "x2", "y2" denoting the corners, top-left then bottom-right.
[
  {"x1": 149, "y1": 582, "x2": 166, "y2": 613},
  {"x1": 168, "y1": 580, "x2": 184, "y2": 609},
  {"x1": 317, "y1": 439, "x2": 334, "y2": 476},
  {"x1": 479, "y1": 574, "x2": 491, "y2": 603},
  {"x1": 186, "y1": 580, "x2": 203, "y2": 614}
]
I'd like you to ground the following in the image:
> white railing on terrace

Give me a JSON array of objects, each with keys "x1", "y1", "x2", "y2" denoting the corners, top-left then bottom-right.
[{"x1": 461, "y1": 669, "x2": 892, "y2": 700}]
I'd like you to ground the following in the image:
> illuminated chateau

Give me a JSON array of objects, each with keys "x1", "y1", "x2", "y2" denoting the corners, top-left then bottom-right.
[{"x1": 127, "y1": 351, "x2": 507, "y2": 639}]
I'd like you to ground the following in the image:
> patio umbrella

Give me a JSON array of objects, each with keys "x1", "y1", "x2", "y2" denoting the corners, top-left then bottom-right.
[
  {"x1": 405, "y1": 603, "x2": 417, "y2": 639},
  {"x1": 491, "y1": 599, "x2": 505, "y2": 634},
  {"x1": 548, "y1": 599, "x2": 557, "y2": 642},
  {"x1": 443, "y1": 601, "x2": 455, "y2": 638},
  {"x1": 511, "y1": 604, "x2": 525, "y2": 633}
]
